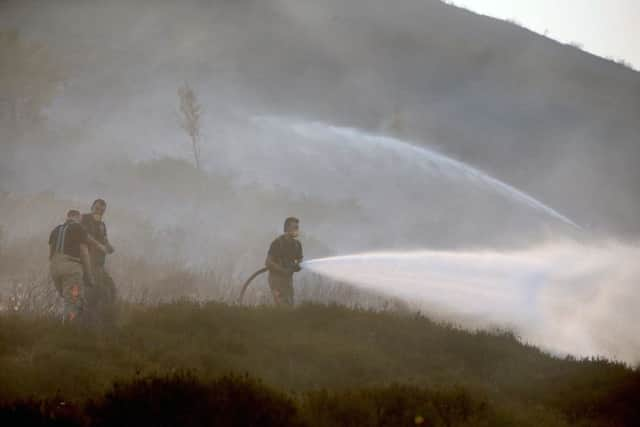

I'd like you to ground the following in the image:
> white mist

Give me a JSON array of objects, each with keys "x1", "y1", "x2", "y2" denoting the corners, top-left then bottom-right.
[{"x1": 303, "y1": 241, "x2": 640, "y2": 365}]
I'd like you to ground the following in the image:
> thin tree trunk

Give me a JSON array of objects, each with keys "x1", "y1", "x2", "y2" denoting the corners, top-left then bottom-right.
[{"x1": 192, "y1": 135, "x2": 201, "y2": 170}]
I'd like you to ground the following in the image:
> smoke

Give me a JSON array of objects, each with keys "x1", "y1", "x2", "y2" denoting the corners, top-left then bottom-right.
[
  {"x1": 303, "y1": 241, "x2": 640, "y2": 365},
  {"x1": 2, "y1": 0, "x2": 639, "y2": 238}
]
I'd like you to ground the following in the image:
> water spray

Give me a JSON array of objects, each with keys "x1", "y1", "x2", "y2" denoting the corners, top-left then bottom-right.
[
  {"x1": 230, "y1": 118, "x2": 634, "y2": 363},
  {"x1": 301, "y1": 243, "x2": 640, "y2": 365},
  {"x1": 256, "y1": 117, "x2": 582, "y2": 230}
]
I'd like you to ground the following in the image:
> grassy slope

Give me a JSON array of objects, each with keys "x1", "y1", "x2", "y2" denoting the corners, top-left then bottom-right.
[{"x1": 1, "y1": 302, "x2": 638, "y2": 425}]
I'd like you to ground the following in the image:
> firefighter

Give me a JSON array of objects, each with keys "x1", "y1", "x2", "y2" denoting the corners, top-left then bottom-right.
[
  {"x1": 265, "y1": 217, "x2": 303, "y2": 306},
  {"x1": 81, "y1": 198, "x2": 116, "y2": 326},
  {"x1": 49, "y1": 209, "x2": 94, "y2": 322}
]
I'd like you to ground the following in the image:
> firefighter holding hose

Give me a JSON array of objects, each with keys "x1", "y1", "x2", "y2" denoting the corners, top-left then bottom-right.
[{"x1": 264, "y1": 217, "x2": 303, "y2": 306}]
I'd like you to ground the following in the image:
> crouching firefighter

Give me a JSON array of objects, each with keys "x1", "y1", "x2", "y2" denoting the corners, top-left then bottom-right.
[
  {"x1": 49, "y1": 210, "x2": 94, "y2": 323},
  {"x1": 265, "y1": 217, "x2": 303, "y2": 306}
]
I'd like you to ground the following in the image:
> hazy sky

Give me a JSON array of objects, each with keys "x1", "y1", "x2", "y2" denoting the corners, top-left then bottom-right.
[{"x1": 450, "y1": 0, "x2": 639, "y2": 70}]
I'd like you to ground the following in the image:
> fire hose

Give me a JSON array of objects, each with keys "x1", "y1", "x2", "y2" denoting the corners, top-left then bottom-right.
[
  {"x1": 237, "y1": 267, "x2": 268, "y2": 304},
  {"x1": 237, "y1": 262, "x2": 304, "y2": 304}
]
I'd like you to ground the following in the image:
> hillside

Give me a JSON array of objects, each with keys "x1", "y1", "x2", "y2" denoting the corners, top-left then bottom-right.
[
  {"x1": 2, "y1": 0, "x2": 639, "y2": 239},
  {"x1": 2, "y1": 2, "x2": 639, "y2": 425},
  {"x1": 1, "y1": 302, "x2": 639, "y2": 426}
]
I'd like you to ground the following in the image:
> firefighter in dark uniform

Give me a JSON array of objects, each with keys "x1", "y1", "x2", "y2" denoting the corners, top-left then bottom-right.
[
  {"x1": 49, "y1": 209, "x2": 94, "y2": 322},
  {"x1": 265, "y1": 217, "x2": 303, "y2": 306},
  {"x1": 81, "y1": 199, "x2": 116, "y2": 326}
]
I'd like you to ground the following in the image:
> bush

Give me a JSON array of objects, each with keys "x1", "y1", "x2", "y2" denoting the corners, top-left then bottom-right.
[
  {"x1": 0, "y1": 374, "x2": 520, "y2": 427},
  {"x1": 301, "y1": 385, "x2": 502, "y2": 427},
  {"x1": 88, "y1": 372, "x2": 302, "y2": 427},
  {"x1": 0, "y1": 397, "x2": 83, "y2": 427}
]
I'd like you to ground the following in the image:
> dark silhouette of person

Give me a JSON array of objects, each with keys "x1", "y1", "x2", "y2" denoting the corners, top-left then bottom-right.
[{"x1": 265, "y1": 217, "x2": 303, "y2": 306}]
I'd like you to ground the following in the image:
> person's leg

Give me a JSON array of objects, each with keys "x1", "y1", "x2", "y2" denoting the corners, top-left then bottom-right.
[
  {"x1": 268, "y1": 274, "x2": 282, "y2": 305},
  {"x1": 50, "y1": 258, "x2": 64, "y2": 297},
  {"x1": 53, "y1": 277, "x2": 63, "y2": 297},
  {"x1": 100, "y1": 269, "x2": 117, "y2": 326},
  {"x1": 281, "y1": 277, "x2": 294, "y2": 306},
  {"x1": 83, "y1": 266, "x2": 101, "y2": 326},
  {"x1": 61, "y1": 268, "x2": 84, "y2": 323}
]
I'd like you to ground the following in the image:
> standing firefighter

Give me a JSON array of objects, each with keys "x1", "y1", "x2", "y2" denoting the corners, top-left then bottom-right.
[
  {"x1": 81, "y1": 199, "x2": 116, "y2": 326},
  {"x1": 265, "y1": 217, "x2": 303, "y2": 306},
  {"x1": 49, "y1": 210, "x2": 94, "y2": 322}
]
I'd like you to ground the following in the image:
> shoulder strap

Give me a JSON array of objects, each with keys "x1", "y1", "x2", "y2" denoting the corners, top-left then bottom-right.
[{"x1": 54, "y1": 223, "x2": 70, "y2": 254}]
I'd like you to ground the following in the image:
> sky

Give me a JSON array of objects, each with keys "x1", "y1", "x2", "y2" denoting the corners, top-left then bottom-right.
[{"x1": 449, "y1": 0, "x2": 639, "y2": 70}]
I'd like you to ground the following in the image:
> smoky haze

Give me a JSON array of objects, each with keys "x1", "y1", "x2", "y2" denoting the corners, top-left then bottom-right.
[
  {"x1": 2, "y1": 0, "x2": 638, "y2": 238},
  {"x1": 1, "y1": 0, "x2": 639, "y2": 360}
]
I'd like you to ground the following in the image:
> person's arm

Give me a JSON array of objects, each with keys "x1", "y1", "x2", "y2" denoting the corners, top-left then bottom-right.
[
  {"x1": 87, "y1": 234, "x2": 108, "y2": 254},
  {"x1": 48, "y1": 228, "x2": 56, "y2": 260},
  {"x1": 81, "y1": 215, "x2": 110, "y2": 254},
  {"x1": 74, "y1": 223, "x2": 94, "y2": 285},
  {"x1": 265, "y1": 239, "x2": 292, "y2": 275},
  {"x1": 290, "y1": 242, "x2": 303, "y2": 272},
  {"x1": 265, "y1": 254, "x2": 291, "y2": 275},
  {"x1": 102, "y1": 222, "x2": 115, "y2": 254},
  {"x1": 79, "y1": 243, "x2": 94, "y2": 286}
]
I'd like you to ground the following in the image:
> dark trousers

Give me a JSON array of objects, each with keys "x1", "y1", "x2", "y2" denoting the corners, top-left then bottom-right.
[
  {"x1": 268, "y1": 273, "x2": 294, "y2": 306},
  {"x1": 86, "y1": 265, "x2": 117, "y2": 326}
]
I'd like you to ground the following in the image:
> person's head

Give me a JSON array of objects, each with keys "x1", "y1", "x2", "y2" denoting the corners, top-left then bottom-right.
[
  {"x1": 284, "y1": 217, "x2": 300, "y2": 238},
  {"x1": 91, "y1": 198, "x2": 107, "y2": 219},
  {"x1": 67, "y1": 209, "x2": 81, "y2": 223}
]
